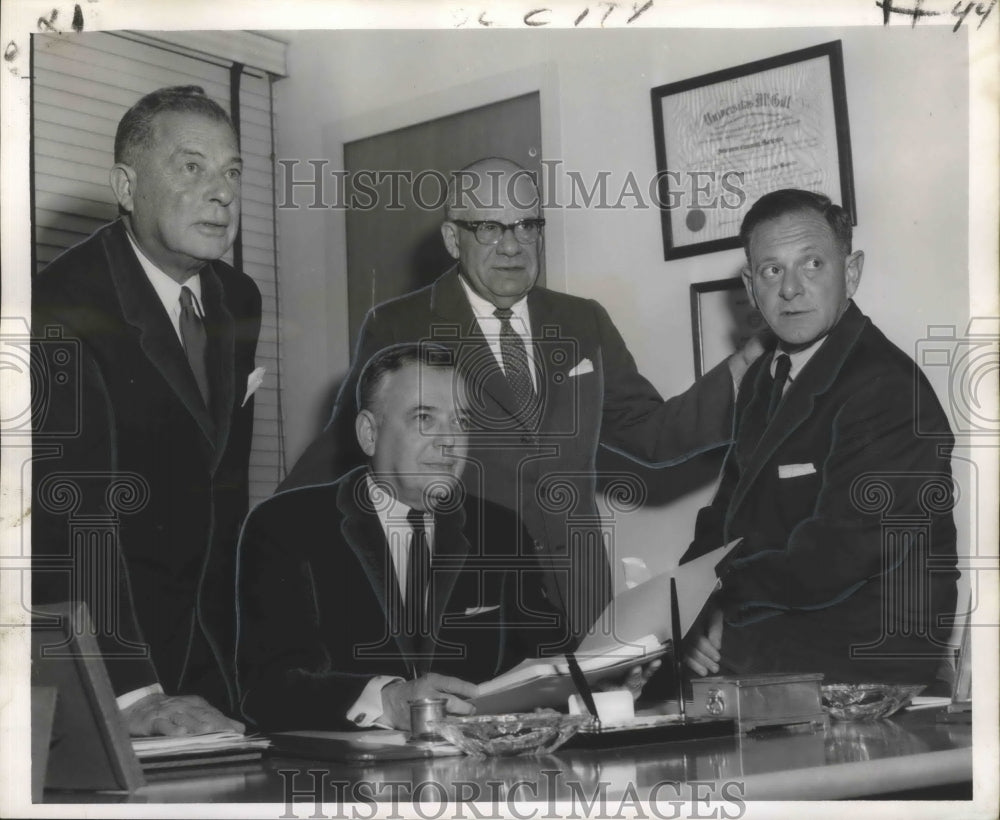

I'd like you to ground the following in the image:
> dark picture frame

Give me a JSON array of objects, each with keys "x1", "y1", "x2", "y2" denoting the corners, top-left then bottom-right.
[
  {"x1": 690, "y1": 277, "x2": 766, "y2": 378},
  {"x1": 31, "y1": 602, "x2": 146, "y2": 793},
  {"x1": 652, "y1": 40, "x2": 856, "y2": 260}
]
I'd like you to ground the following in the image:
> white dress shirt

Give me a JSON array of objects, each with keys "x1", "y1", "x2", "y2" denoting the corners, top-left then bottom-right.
[
  {"x1": 347, "y1": 474, "x2": 435, "y2": 728},
  {"x1": 770, "y1": 335, "x2": 828, "y2": 396},
  {"x1": 126, "y1": 233, "x2": 205, "y2": 343},
  {"x1": 458, "y1": 275, "x2": 538, "y2": 389}
]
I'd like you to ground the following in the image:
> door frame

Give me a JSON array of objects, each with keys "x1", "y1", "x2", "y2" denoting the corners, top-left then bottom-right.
[{"x1": 327, "y1": 61, "x2": 567, "y2": 296}]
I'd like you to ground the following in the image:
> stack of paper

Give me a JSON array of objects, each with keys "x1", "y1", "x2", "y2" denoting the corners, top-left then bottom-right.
[{"x1": 132, "y1": 731, "x2": 270, "y2": 770}]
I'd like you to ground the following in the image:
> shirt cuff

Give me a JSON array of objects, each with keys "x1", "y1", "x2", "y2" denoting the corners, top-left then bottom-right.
[
  {"x1": 116, "y1": 683, "x2": 164, "y2": 711},
  {"x1": 347, "y1": 676, "x2": 403, "y2": 728}
]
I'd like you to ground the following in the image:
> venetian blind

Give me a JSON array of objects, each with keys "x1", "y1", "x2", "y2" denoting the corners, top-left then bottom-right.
[{"x1": 32, "y1": 31, "x2": 286, "y2": 503}]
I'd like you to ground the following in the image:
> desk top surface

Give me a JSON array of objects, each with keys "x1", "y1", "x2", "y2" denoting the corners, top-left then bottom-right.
[{"x1": 48, "y1": 706, "x2": 972, "y2": 805}]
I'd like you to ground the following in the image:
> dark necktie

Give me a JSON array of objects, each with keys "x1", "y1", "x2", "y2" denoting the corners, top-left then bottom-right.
[
  {"x1": 179, "y1": 286, "x2": 211, "y2": 408},
  {"x1": 767, "y1": 353, "x2": 791, "y2": 421},
  {"x1": 405, "y1": 509, "x2": 432, "y2": 636},
  {"x1": 493, "y1": 307, "x2": 539, "y2": 426}
]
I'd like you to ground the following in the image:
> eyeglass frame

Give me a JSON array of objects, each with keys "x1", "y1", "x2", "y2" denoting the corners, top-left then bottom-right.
[{"x1": 449, "y1": 218, "x2": 546, "y2": 246}]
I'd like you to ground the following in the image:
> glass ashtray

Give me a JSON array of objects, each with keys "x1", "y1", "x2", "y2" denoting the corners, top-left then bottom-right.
[
  {"x1": 426, "y1": 711, "x2": 591, "y2": 757},
  {"x1": 821, "y1": 683, "x2": 926, "y2": 721}
]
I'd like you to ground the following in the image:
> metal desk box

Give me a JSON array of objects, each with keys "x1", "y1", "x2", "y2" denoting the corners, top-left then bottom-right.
[{"x1": 689, "y1": 672, "x2": 827, "y2": 732}]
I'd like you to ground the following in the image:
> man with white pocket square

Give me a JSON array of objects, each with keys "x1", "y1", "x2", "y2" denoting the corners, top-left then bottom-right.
[
  {"x1": 281, "y1": 157, "x2": 761, "y2": 650},
  {"x1": 682, "y1": 189, "x2": 958, "y2": 685},
  {"x1": 32, "y1": 86, "x2": 261, "y2": 734}
]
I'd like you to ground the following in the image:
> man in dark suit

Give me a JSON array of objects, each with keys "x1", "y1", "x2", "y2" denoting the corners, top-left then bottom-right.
[
  {"x1": 32, "y1": 86, "x2": 260, "y2": 734},
  {"x1": 683, "y1": 189, "x2": 958, "y2": 685},
  {"x1": 281, "y1": 157, "x2": 760, "y2": 648},
  {"x1": 237, "y1": 344, "x2": 564, "y2": 731}
]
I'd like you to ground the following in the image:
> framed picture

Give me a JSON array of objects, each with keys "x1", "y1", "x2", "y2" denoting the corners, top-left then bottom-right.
[
  {"x1": 32, "y1": 602, "x2": 146, "y2": 792},
  {"x1": 690, "y1": 278, "x2": 765, "y2": 378},
  {"x1": 652, "y1": 40, "x2": 856, "y2": 260}
]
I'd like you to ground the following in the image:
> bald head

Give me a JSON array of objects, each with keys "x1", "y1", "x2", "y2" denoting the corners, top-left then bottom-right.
[
  {"x1": 445, "y1": 157, "x2": 540, "y2": 219},
  {"x1": 441, "y1": 158, "x2": 543, "y2": 309}
]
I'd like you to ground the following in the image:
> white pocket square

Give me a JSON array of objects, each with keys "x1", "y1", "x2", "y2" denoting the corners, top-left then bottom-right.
[
  {"x1": 778, "y1": 462, "x2": 817, "y2": 479},
  {"x1": 567, "y1": 358, "x2": 594, "y2": 378},
  {"x1": 242, "y1": 367, "x2": 266, "y2": 407},
  {"x1": 462, "y1": 605, "x2": 500, "y2": 617}
]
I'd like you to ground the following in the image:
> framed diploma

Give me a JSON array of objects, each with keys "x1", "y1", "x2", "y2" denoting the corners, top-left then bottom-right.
[
  {"x1": 690, "y1": 278, "x2": 766, "y2": 379},
  {"x1": 652, "y1": 40, "x2": 856, "y2": 260}
]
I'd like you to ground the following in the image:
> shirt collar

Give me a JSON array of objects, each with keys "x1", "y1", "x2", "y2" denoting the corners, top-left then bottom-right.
[
  {"x1": 458, "y1": 274, "x2": 530, "y2": 324},
  {"x1": 771, "y1": 335, "x2": 828, "y2": 383},
  {"x1": 365, "y1": 472, "x2": 429, "y2": 531},
  {"x1": 126, "y1": 232, "x2": 203, "y2": 314}
]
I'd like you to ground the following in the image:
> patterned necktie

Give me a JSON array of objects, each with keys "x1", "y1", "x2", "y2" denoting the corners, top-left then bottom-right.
[
  {"x1": 179, "y1": 286, "x2": 211, "y2": 408},
  {"x1": 493, "y1": 307, "x2": 539, "y2": 426},
  {"x1": 767, "y1": 353, "x2": 791, "y2": 422},
  {"x1": 405, "y1": 508, "x2": 432, "y2": 636}
]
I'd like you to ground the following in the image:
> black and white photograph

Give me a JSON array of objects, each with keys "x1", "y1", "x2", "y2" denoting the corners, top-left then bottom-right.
[{"x1": 1, "y1": 0, "x2": 996, "y2": 817}]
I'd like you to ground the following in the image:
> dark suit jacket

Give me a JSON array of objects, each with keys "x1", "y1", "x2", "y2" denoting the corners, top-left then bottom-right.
[
  {"x1": 32, "y1": 219, "x2": 261, "y2": 708},
  {"x1": 236, "y1": 466, "x2": 562, "y2": 731},
  {"x1": 682, "y1": 302, "x2": 958, "y2": 684},
  {"x1": 280, "y1": 267, "x2": 735, "y2": 644}
]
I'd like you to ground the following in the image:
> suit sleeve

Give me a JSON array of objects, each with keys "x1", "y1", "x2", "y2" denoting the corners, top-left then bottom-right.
[
  {"x1": 719, "y1": 373, "x2": 956, "y2": 614},
  {"x1": 593, "y1": 300, "x2": 735, "y2": 465},
  {"x1": 31, "y1": 305, "x2": 159, "y2": 695},
  {"x1": 276, "y1": 306, "x2": 395, "y2": 491},
  {"x1": 236, "y1": 501, "x2": 377, "y2": 731}
]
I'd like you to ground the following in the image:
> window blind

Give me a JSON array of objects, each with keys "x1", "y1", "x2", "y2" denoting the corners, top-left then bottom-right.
[{"x1": 32, "y1": 31, "x2": 285, "y2": 503}]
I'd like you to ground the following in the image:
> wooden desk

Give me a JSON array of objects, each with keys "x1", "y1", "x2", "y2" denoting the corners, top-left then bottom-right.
[{"x1": 46, "y1": 707, "x2": 972, "y2": 805}]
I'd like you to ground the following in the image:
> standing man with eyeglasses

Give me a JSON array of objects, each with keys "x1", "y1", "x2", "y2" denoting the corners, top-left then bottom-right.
[{"x1": 282, "y1": 157, "x2": 761, "y2": 647}]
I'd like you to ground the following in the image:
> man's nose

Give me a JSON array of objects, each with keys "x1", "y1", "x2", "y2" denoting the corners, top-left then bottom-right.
[
  {"x1": 780, "y1": 267, "x2": 804, "y2": 299},
  {"x1": 207, "y1": 173, "x2": 238, "y2": 207},
  {"x1": 495, "y1": 225, "x2": 521, "y2": 255}
]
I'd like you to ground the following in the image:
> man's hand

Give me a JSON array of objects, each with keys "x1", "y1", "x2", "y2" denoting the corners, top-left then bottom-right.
[
  {"x1": 380, "y1": 673, "x2": 478, "y2": 730},
  {"x1": 684, "y1": 606, "x2": 724, "y2": 677},
  {"x1": 726, "y1": 332, "x2": 770, "y2": 386},
  {"x1": 121, "y1": 693, "x2": 245, "y2": 737},
  {"x1": 597, "y1": 659, "x2": 662, "y2": 701}
]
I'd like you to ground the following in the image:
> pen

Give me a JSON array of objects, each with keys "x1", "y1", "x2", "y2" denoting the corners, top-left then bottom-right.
[
  {"x1": 566, "y1": 651, "x2": 600, "y2": 721},
  {"x1": 670, "y1": 577, "x2": 686, "y2": 722}
]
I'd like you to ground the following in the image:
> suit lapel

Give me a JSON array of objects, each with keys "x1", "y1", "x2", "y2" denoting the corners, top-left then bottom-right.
[
  {"x1": 104, "y1": 221, "x2": 217, "y2": 450},
  {"x1": 430, "y1": 268, "x2": 528, "y2": 425},
  {"x1": 725, "y1": 303, "x2": 869, "y2": 522},
  {"x1": 525, "y1": 289, "x2": 578, "y2": 430},
  {"x1": 426, "y1": 503, "x2": 470, "y2": 643},
  {"x1": 337, "y1": 469, "x2": 415, "y2": 667},
  {"x1": 201, "y1": 264, "x2": 236, "y2": 469}
]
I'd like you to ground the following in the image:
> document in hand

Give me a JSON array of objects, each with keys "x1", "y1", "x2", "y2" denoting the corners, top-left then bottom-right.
[{"x1": 471, "y1": 539, "x2": 740, "y2": 714}]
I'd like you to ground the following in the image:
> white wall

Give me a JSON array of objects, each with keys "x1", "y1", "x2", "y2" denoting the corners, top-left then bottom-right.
[{"x1": 275, "y1": 26, "x2": 970, "y2": 585}]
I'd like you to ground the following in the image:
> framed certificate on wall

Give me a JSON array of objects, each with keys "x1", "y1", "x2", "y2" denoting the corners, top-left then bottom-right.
[{"x1": 652, "y1": 40, "x2": 856, "y2": 260}]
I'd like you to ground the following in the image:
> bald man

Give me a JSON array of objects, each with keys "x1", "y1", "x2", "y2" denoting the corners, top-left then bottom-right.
[{"x1": 282, "y1": 157, "x2": 759, "y2": 647}]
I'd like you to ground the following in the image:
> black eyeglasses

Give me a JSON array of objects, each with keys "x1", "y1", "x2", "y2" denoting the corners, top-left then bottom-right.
[{"x1": 450, "y1": 218, "x2": 545, "y2": 246}]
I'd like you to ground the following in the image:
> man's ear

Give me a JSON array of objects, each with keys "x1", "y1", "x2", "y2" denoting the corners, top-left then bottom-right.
[
  {"x1": 109, "y1": 164, "x2": 137, "y2": 213},
  {"x1": 355, "y1": 409, "x2": 378, "y2": 457},
  {"x1": 440, "y1": 221, "x2": 461, "y2": 260},
  {"x1": 845, "y1": 250, "x2": 865, "y2": 299},
  {"x1": 741, "y1": 265, "x2": 758, "y2": 310}
]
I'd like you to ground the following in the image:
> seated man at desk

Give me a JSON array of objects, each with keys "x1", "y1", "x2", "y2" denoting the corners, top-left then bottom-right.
[
  {"x1": 683, "y1": 189, "x2": 958, "y2": 686},
  {"x1": 236, "y1": 343, "x2": 563, "y2": 731}
]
